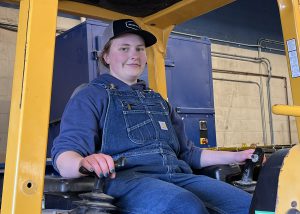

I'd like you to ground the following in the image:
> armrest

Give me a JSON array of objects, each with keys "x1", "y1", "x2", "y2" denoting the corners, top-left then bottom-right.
[
  {"x1": 44, "y1": 175, "x2": 94, "y2": 193},
  {"x1": 193, "y1": 164, "x2": 242, "y2": 183}
]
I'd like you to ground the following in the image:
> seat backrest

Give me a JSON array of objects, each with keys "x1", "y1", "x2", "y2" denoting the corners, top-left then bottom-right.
[{"x1": 47, "y1": 83, "x2": 89, "y2": 158}]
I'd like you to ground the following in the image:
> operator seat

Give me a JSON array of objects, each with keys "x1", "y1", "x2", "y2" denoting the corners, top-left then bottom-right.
[
  {"x1": 45, "y1": 83, "x2": 94, "y2": 210},
  {"x1": 45, "y1": 83, "x2": 253, "y2": 212}
]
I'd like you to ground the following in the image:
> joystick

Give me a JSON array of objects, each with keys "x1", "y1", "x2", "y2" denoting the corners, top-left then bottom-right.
[{"x1": 233, "y1": 148, "x2": 264, "y2": 193}]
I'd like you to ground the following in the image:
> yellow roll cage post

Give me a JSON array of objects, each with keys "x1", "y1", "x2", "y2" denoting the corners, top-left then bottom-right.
[
  {"x1": 275, "y1": 1, "x2": 300, "y2": 213},
  {"x1": 0, "y1": 0, "x2": 299, "y2": 213}
]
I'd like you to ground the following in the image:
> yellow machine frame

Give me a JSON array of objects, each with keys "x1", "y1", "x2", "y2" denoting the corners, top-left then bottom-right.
[{"x1": 0, "y1": 0, "x2": 300, "y2": 213}]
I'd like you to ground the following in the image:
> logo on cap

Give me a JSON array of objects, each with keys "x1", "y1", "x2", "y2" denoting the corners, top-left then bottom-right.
[{"x1": 125, "y1": 20, "x2": 141, "y2": 31}]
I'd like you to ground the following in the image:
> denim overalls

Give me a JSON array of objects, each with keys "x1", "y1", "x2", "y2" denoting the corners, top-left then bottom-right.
[
  {"x1": 94, "y1": 80, "x2": 251, "y2": 214},
  {"x1": 98, "y1": 81, "x2": 192, "y2": 175}
]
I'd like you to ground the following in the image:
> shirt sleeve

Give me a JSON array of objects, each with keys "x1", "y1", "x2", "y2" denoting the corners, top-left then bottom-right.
[
  {"x1": 169, "y1": 104, "x2": 203, "y2": 169},
  {"x1": 51, "y1": 85, "x2": 107, "y2": 171}
]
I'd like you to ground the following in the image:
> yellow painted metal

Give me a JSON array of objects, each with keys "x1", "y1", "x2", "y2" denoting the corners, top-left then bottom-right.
[
  {"x1": 57, "y1": 0, "x2": 235, "y2": 30},
  {"x1": 275, "y1": 144, "x2": 300, "y2": 213},
  {"x1": 276, "y1": 1, "x2": 300, "y2": 213},
  {"x1": 210, "y1": 146, "x2": 291, "y2": 151},
  {"x1": 277, "y1": 0, "x2": 300, "y2": 140},
  {"x1": 272, "y1": 104, "x2": 300, "y2": 116},
  {"x1": 5, "y1": 0, "x2": 300, "y2": 213},
  {"x1": 60, "y1": 0, "x2": 236, "y2": 30},
  {"x1": 142, "y1": 0, "x2": 235, "y2": 28},
  {"x1": 58, "y1": 0, "x2": 130, "y2": 21},
  {"x1": 0, "y1": 0, "x2": 236, "y2": 99},
  {"x1": 143, "y1": 25, "x2": 174, "y2": 99},
  {"x1": 2, "y1": 0, "x2": 235, "y2": 26},
  {"x1": 1, "y1": 0, "x2": 58, "y2": 213}
]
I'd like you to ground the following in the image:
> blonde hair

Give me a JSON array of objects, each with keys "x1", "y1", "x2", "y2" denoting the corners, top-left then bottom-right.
[{"x1": 99, "y1": 40, "x2": 113, "y2": 68}]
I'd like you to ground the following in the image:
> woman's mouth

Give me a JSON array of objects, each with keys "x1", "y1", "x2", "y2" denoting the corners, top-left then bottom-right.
[{"x1": 126, "y1": 64, "x2": 140, "y2": 67}]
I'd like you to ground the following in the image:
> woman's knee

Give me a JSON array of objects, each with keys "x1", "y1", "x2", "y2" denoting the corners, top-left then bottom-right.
[{"x1": 162, "y1": 191, "x2": 209, "y2": 214}]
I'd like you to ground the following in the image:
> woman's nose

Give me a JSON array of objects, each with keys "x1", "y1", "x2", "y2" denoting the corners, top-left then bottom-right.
[{"x1": 129, "y1": 51, "x2": 139, "y2": 59}]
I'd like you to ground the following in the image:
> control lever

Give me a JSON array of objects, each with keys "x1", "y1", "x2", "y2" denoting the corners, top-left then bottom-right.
[
  {"x1": 233, "y1": 148, "x2": 264, "y2": 193},
  {"x1": 79, "y1": 156, "x2": 126, "y2": 175},
  {"x1": 79, "y1": 157, "x2": 126, "y2": 190},
  {"x1": 241, "y1": 148, "x2": 264, "y2": 183},
  {"x1": 71, "y1": 157, "x2": 126, "y2": 213}
]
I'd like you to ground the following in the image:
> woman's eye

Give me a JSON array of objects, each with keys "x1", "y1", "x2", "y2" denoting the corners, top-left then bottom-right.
[
  {"x1": 120, "y1": 47, "x2": 129, "y2": 51},
  {"x1": 137, "y1": 47, "x2": 145, "y2": 52}
]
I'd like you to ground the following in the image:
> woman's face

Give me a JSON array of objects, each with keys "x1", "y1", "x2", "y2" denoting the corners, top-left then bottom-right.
[{"x1": 104, "y1": 33, "x2": 147, "y2": 85}]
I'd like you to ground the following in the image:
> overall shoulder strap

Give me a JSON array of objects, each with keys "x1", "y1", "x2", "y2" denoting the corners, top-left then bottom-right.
[{"x1": 70, "y1": 83, "x2": 89, "y2": 99}]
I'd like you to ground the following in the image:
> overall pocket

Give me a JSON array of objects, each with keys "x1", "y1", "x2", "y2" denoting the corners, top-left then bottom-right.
[{"x1": 121, "y1": 100, "x2": 171, "y2": 144}]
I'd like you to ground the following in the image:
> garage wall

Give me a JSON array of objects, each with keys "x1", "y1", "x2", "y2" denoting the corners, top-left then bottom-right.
[{"x1": 211, "y1": 43, "x2": 296, "y2": 147}]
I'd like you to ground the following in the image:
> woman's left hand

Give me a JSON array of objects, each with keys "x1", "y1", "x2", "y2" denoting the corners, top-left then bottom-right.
[
  {"x1": 234, "y1": 149, "x2": 255, "y2": 164},
  {"x1": 234, "y1": 149, "x2": 267, "y2": 164}
]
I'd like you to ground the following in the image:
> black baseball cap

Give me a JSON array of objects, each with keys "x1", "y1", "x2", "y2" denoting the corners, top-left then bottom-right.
[{"x1": 102, "y1": 19, "x2": 157, "y2": 47}]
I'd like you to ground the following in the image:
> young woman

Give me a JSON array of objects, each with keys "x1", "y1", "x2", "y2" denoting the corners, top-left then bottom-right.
[{"x1": 52, "y1": 19, "x2": 253, "y2": 214}]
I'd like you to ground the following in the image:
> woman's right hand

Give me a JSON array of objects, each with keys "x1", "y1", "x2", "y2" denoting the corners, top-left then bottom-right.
[{"x1": 79, "y1": 153, "x2": 116, "y2": 179}]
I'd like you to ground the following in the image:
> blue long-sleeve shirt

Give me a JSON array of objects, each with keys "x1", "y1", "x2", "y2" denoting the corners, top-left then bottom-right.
[{"x1": 51, "y1": 74, "x2": 202, "y2": 171}]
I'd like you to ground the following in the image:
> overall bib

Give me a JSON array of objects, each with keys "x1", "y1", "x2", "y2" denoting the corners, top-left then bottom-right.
[{"x1": 95, "y1": 81, "x2": 251, "y2": 214}]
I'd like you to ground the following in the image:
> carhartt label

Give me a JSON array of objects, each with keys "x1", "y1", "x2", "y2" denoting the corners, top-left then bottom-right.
[{"x1": 159, "y1": 121, "x2": 168, "y2": 130}]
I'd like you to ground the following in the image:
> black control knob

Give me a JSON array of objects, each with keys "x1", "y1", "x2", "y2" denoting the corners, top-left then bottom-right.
[
  {"x1": 233, "y1": 148, "x2": 264, "y2": 193},
  {"x1": 241, "y1": 148, "x2": 264, "y2": 183},
  {"x1": 72, "y1": 157, "x2": 126, "y2": 213}
]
